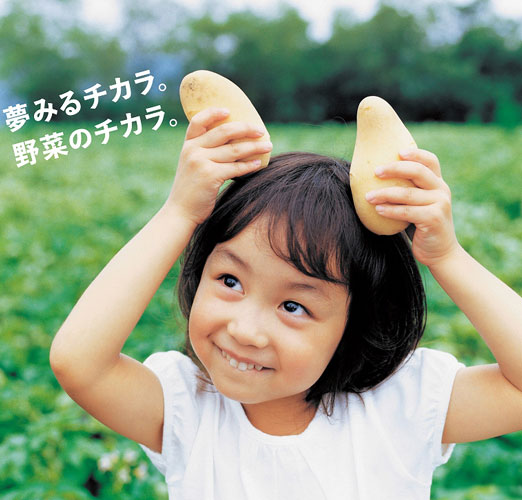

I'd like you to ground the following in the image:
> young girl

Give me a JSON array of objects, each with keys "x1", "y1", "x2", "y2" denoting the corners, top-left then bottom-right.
[{"x1": 50, "y1": 107, "x2": 522, "y2": 499}]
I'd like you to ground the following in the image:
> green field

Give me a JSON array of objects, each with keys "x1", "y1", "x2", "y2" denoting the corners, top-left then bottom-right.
[{"x1": 1, "y1": 122, "x2": 521, "y2": 499}]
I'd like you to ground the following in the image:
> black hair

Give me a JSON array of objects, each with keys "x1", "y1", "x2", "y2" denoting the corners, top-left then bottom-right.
[{"x1": 175, "y1": 152, "x2": 426, "y2": 415}]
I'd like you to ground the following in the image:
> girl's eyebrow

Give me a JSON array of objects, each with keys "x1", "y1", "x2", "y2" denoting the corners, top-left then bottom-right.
[{"x1": 211, "y1": 247, "x2": 330, "y2": 300}]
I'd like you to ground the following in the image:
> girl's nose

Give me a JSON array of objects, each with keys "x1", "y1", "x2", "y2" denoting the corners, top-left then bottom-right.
[{"x1": 227, "y1": 308, "x2": 270, "y2": 349}]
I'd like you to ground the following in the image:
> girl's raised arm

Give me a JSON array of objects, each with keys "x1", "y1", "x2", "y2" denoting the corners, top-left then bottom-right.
[
  {"x1": 366, "y1": 147, "x2": 522, "y2": 444},
  {"x1": 49, "y1": 107, "x2": 272, "y2": 452}
]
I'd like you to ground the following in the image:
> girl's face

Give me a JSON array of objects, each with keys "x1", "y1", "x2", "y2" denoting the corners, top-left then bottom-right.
[{"x1": 188, "y1": 217, "x2": 350, "y2": 423}]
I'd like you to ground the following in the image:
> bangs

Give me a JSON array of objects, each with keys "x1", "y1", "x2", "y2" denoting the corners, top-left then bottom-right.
[{"x1": 215, "y1": 152, "x2": 359, "y2": 288}]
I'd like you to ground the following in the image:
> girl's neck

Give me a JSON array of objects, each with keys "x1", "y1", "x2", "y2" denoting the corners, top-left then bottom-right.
[{"x1": 241, "y1": 396, "x2": 318, "y2": 436}]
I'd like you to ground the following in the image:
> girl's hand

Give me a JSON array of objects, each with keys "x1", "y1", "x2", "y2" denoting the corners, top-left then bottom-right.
[
  {"x1": 364, "y1": 148, "x2": 460, "y2": 267},
  {"x1": 166, "y1": 107, "x2": 272, "y2": 226}
]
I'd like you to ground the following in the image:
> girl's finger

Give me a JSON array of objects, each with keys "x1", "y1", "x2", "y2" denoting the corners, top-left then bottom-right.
[
  {"x1": 399, "y1": 148, "x2": 442, "y2": 177},
  {"x1": 374, "y1": 203, "x2": 445, "y2": 226},
  {"x1": 376, "y1": 160, "x2": 444, "y2": 190},
  {"x1": 185, "y1": 107, "x2": 230, "y2": 140},
  {"x1": 209, "y1": 140, "x2": 273, "y2": 163},
  {"x1": 365, "y1": 186, "x2": 438, "y2": 206},
  {"x1": 198, "y1": 121, "x2": 267, "y2": 149},
  {"x1": 216, "y1": 158, "x2": 267, "y2": 181}
]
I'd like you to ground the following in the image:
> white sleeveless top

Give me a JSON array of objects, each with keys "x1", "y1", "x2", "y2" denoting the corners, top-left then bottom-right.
[{"x1": 139, "y1": 347, "x2": 465, "y2": 499}]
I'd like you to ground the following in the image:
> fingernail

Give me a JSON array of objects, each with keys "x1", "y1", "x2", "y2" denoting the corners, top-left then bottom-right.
[
  {"x1": 374, "y1": 166, "x2": 384, "y2": 176},
  {"x1": 255, "y1": 127, "x2": 266, "y2": 136},
  {"x1": 253, "y1": 159, "x2": 262, "y2": 166},
  {"x1": 375, "y1": 205, "x2": 385, "y2": 213},
  {"x1": 399, "y1": 149, "x2": 411, "y2": 157},
  {"x1": 365, "y1": 191, "x2": 377, "y2": 201},
  {"x1": 219, "y1": 108, "x2": 230, "y2": 115}
]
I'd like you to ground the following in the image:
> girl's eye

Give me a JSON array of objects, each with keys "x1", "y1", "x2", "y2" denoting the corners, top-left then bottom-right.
[
  {"x1": 219, "y1": 274, "x2": 242, "y2": 291},
  {"x1": 283, "y1": 301, "x2": 308, "y2": 317}
]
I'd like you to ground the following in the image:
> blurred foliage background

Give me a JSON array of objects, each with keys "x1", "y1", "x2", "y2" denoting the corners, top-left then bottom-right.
[
  {"x1": 1, "y1": 0, "x2": 521, "y2": 498},
  {"x1": 1, "y1": 0, "x2": 522, "y2": 125}
]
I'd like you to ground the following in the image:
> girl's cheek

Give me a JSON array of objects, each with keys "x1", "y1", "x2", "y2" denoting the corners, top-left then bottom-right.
[{"x1": 189, "y1": 292, "x2": 224, "y2": 335}]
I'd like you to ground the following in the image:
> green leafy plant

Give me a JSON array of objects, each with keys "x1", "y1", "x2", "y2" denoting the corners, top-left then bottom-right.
[{"x1": 1, "y1": 122, "x2": 521, "y2": 498}]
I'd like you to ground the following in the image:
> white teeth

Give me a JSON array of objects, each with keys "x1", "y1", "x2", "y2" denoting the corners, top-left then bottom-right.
[{"x1": 221, "y1": 349, "x2": 265, "y2": 371}]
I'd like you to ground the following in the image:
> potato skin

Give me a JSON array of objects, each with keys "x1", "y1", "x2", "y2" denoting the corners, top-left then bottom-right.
[
  {"x1": 349, "y1": 96, "x2": 417, "y2": 235},
  {"x1": 179, "y1": 70, "x2": 271, "y2": 166}
]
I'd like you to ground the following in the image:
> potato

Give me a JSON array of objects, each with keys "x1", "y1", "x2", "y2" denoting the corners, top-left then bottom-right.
[
  {"x1": 179, "y1": 70, "x2": 271, "y2": 166},
  {"x1": 349, "y1": 96, "x2": 417, "y2": 235}
]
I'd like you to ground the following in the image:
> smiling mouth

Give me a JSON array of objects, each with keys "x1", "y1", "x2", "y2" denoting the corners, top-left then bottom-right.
[{"x1": 219, "y1": 348, "x2": 272, "y2": 372}]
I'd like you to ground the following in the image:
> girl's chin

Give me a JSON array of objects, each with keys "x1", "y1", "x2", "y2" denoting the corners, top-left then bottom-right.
[
  {"x1": 208, "y1": 374, "x2": 270, "y2": 404},
  {"x1": 212, "y1": 380, "x2": 263, "y2": 404}
]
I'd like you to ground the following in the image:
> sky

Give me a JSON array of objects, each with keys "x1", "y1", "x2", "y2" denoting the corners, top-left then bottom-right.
[
  {"x1": 76, "y1": 0, "x2": 522, "y2": 41},
  {"x1": 0, "y1": 0, "x2": 520, "y2": 42}
]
